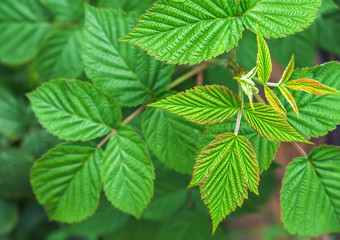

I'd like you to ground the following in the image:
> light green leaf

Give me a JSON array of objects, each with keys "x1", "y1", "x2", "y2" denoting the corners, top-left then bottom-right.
[
  {"x1": 83, "y1": 6, "x2": 173, "y2": 106},
  {"x1": 241, "y1": 0, "x2": 321, "y2": 38},
  {"x1": 159, "y1": 210, "x2": 225, "y2": 240},
  {"x1": 123, "y1": 0, "x2": 321, "y2": 64},
  {"x1": 279, "y1": 62, "x2": 340, "y2": 138},
  {"x1": 142, "y1": 107, "x2": 202, "y2": 174},
  {"x1": 41, "y1": 0, "x2": 86, "y2": 23},
  {"x1": 142, "y1": 170, "x2": 188, "y2": 220},
  {"x1": 191, "y1": 133, "x2": 259, "y2": 232},
  {"x1": 0, "y1": 0, "x2": 52, "y2": 65},
  {"x1": 278, "y1": 55, "x2": 295, "y2": 85},
  {"x1": 0, "y1": 199, "x2": 19, "y2": 235},
  {"x1": 31, "y1": 142, "x2": 102, "y2": 223},
  {"x1": 65, "y1": 195, "x2": 129, "y2": 237},
  {"x1": 0, "y1": 85, "x2": 32, "y2": 138},
  {"x1": 199, "y1": 122, "x2": 279, "y2": 172},
  {"x1": 256, "y1": 27, "x2": 272, "y2": 84},
  {"x1": 286, "y1": 79, "x2": 340, "y2": 95},
  {"x1": 150, "y1": 85, "x2": 240, "y2": 124},
  {"x1": 281, "y1": 145, "x2": 340, "y2": 236},
  {"x1": 102, "y1": 126, "x2": 155, "y2": 218},
  {"x1": 243, "y1": 103, "x2": 309, "y2": 143},
  {"x1": 0, "y1": 149, "x2": 33, "y2": 199},
  {"x1": 32, "y1": 28, "x2": 83, "y2": 84},
  {"x1": 264, "y1": 86, "x2": 286, "y2": 115},
  {"x1": 28, "y1": 79, "x2": 122, "y2": 141}
]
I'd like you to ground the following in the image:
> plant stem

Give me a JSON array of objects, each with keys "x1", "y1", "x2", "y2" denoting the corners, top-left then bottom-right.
[
  {"x1": 254, "y1": 92, "x2": 310, "y2": 158},
  {"x1": 234, "y1": 83, "x2": 244, "y2": 135},
  {"x1": 265, "y1": 82, "x2": 280, "y2": 87},
  {"x1": 97, "y1": 129, "x2": 117, "y2": 148},
  {"x1": 167, "y1": 63, "x2": 209, "y2": 90},
  {"x1": 292, "y1": 141, "x2": 308, "y2": 158}
]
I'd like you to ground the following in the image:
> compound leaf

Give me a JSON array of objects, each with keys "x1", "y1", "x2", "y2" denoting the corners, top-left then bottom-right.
[
  {"x1": 256, "y1": 27, "x2": 272, "y2": 84},
  {"x1": 28, "y1": 79, "x2": 122, "y2": 141},
  {"x1": 243, "y1": 103, "x2": 308, "y2": 143},
  {"x1": 199, "y1": 122, "x2": 279, "y2": 172},
  {"x1": 31, "y1": 142, "x2": 102, "y2": 223},
  {"x1": 83, "y1": 6, "x2": 173, "y2": 106},
  {"x1": 0, "y1": 0, "x2": 52, "y2": 64},
  {"x1": 281, "y1": 145, "x2": 340, "y2": 236},
  {"x1": 286, "y1": 79, "x2": 340, "y2": 95},
  {"x1": 150, "y1": 85, "x2": 241, "y2": 124},
  {"x1": 264, "y1": 86, "x2": 286, "y2": 115},
  {"x1": 279, "y1": 62, "x2": 340, "y2": 138},
  {"x1": 142, "y1": 107, "x2": 202, "y2": 174},
  {"x1": 123, "y1": 0, "x2": 321, "y2": 64},
  {"x1": 33, "y1": 28, "x2": 83, "y2": 84},
  {"x1": 102, "y1": 126, "x2": 155, "y2": 218},
  {"x1": 191, "y1": 133, "x2": 259, "y2": 232}
]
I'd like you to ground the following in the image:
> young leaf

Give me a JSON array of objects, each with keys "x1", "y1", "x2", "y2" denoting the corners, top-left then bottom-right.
[
  {"x1": 285, "y1": 79, "x2": 340, "y2": 95},
  {"x1": 28, "y1": 79, "x2": 122, "y2": 141},
  {"x1": 31, "y1": 142, "x2": 102, "y2": 223},
  {"x1": 41, "y1": 0, "x2": 85, "y2": 23},
  {"x1": 102, "y1": 126, "x2": 155, "y2": 218},
  {"x1": 278, "y1": 55, "x2": 295, "y2": 85},
  {"x1": 200, "y1": 122, "x2": 279, "y2": 172},
  {"x1": 123, "y1": 0, "x2": 321, "y2": 64},
  {"x1": 142, "y1": 107, "x2": 202, "y2": 174},
  {"x1": 190, "y1": 133, "x2": 259, "y2": 233},
  {"x1": 278, "y1": 86, "x2": 299, "y2": 117},
  {"x1": 278, "y1": 62, "x2": 340, "y2": 138},
  {"x1": 150, "y1": 85, "x2": 241, "y2": 124},
  {"x1": 281, "y1": 145, "x2": 340, "y2": 236},
  {"x1": 264, "y1": 86, "x2": 286, "y2": 115},
  {"x1": 32, "y1": 28, "x2": 83, "y2": 84},
  {"x1": 256, "y1": 27, "x2": 272, "y2": 84},
  {"x1": 0, "y1": 0, "x2": 53, "y2": 64},
  {"x1": 243, "y1": 103, "x2": 309, "y2": 143},
  {"x1": 83, "y1": 6, "x2": 173, "y2": 106}
]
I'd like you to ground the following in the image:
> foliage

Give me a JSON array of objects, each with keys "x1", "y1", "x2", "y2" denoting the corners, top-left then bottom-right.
[{"x1": 0, "y1": 0, "x2": 340, "y2": 239}]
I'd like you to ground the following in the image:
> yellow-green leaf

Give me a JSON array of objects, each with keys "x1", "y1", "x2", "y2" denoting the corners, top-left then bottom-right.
[
  {"x1": 279, "y1": 55, "x2": 295, "y2": 85},
  {"x1": 286, "y1": 79, "x2": 340, "y2": 95},
  {"x1": 279, "y1": 86, "x2": 299, "y2": 117},
  {"x1": 264, "y1": 86, "x2": 286, "y2": 115},
  {"x1": 256, "y1": 26, "x2": 272, "y2": 84}
]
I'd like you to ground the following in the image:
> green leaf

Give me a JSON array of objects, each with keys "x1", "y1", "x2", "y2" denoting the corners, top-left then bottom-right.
[
  {"x1": 0, "y1": 85, "x2": 32, "y2": 138},
  {"x1": 99, "y1": 0, "x2": 152, "y2": 13},
  {"x1": 264, "y1": 86, "x2": 286, "y2": 115},
  {"x1": 243, "y1": 103, "x2": 308, "y2": 143},
  {"x1": 0, "y1": 149, "x2": 33, "y2": 199},
  {"x1": 28, "y1": 79, "x2": 122, "y2": 141},
  {"x1": 199, "y1": 122, "x2": 279, "y2": 172},
  {"x1": 31, "y1": 142, "x2": 102, "y2": 223},
  {"x1": 191, "y1": 133, "x2": 259, "y2": 232},
  {"x1": 65, "y1": 195, "x2": 129, "y2": 237},
  {"x1": 279, "y1": 86, "x2": 299, "y2": 117},
  {"x1": 102, "y1": 126, "x2": 155, "y2": 218},
  {"x1": 123, "y1": 0, "x2": 321, "y2": 64},
  {"x1": 279, "y1": 55, "x2": 295, "y2": 85},
  {"x1": 0, "y1": 0, "x2": 52, "y2": 65},
  {"x1": 83, "y1": 6, "x2": 173, "y2": 106},
  {"x1": 241, "y1": 0, "x2": 321, "y2": 38},
  {"x1": 21, "y1": 128, "x2": 63, "y2": 159},
  {"x1": 142, "y1": 169, "x2": 188, "y2": 220},
  {"x1": 279, "y1": 62, "x2": 340, "y2": 138},
  {"x1": 142, "y1": 107, "x2": 202, "y2": 174},
  {"x1": 150, "y1": 85, "x2": 240, "y2": 124},
  {"x1": 159, "y1": 210, "x2": 225, "y2": 240},
  {"x1": 281, "y1": 145, "x2": 340, "y2": 236},
  {"x1": 0, "y1": 199, "x2": 19, "y2": 235},
  {"x1": 32, "y1": 28, "x2": 83, "y2": 84},
  {"x1": 286, "y1": 79, "x2": 340, "y2": 95},
  {"x1": 41, "y1": 0, "x2": 86, "y2": 23},
  {"x1": 256, "y1": 27, "x2": 272, "y2": 84}
]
